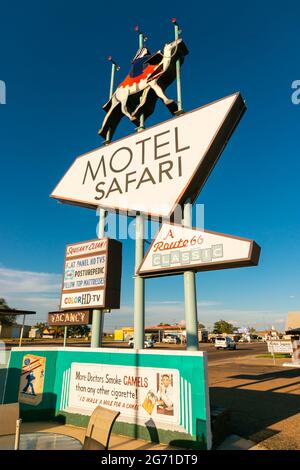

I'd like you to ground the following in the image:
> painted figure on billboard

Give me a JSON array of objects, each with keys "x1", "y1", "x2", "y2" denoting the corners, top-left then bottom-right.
[
  {"x1": 98, "y1": 38, "x2": 188, "y2": 139},
  {"x1": 156, "y1": 373, "x2": 174, "y2": 415},
  {"x1": 22, "y1": 369, "x2": 36, "y2": 396}
]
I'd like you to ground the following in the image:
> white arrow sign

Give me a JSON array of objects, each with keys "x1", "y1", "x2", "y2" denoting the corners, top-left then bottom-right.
[
  {"x1": 51, "y1": 92, "x2": 245, "y2": 218},
  {"x1": 137, "y1": 223, "x2": 260, "y2": 277}
]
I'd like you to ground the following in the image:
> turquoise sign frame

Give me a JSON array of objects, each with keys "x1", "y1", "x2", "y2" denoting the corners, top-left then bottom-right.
[{"x1": 5, "y1": 347, "x2": 211, "y2": 449}]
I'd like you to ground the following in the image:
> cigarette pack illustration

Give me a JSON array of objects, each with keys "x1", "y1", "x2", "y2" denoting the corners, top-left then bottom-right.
[
  {"x1": 18, "y1": 354, "x2": 46, "y2": 406},
  {"x1": 142, "y1": 390, "x2": 157, "y2": 415}
]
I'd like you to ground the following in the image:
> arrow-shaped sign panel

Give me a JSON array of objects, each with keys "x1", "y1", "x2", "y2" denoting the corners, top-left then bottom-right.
[
  {"x1": 51, "y1": 92, "x2": 245, "y2": 218},
  {"x1": 137, "y1": 223, "x2": 260, "y2": 277}
]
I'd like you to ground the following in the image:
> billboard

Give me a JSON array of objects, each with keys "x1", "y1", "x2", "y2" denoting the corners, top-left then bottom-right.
[
  {"x1": 60, "y1": 238, "x2": 122, "y2": 310},
  {"x1": 69, "y1": 362, "x2": 180, "y2": 425}
]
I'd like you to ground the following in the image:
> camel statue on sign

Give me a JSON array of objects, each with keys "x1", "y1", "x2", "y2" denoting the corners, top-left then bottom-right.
[{"x1": 98, "y1": 38, "x2": 189, "y2": 140}]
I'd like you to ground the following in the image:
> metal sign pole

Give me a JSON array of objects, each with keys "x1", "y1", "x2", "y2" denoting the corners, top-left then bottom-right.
[
  {"x1": 63, "y1": 326, "x2": 67, "y2": 347},
  {"x1": 172, "y1": 18, "x2": 183, "y2": 113},
  {"x1": 91, "y1": 207, "x2": 107, "y2": 348},
  {"x1": 134, "y1": 213, "x2": 145, "y2": 349},
  {"x1": 14, "y1": 418, "x2": 22, "y2": 450},
  {"x1": 172, "y1": 20, "x2": 198, "y2": 351},
  {"x1": 133, "y1": 27, "x2": 146, "y2": 349},
  {"x1": 183, "y1": 200, "x2": 199, "y2": 350},
  {"x1": 136, "y1": 27, "x2": 146, "y2": 130},
  {"x1": 91, "y1": 57, "x2": 118, "y2": 348},
  {"x1": 271, "y1": 339, "x2": 276, "y2": 366},
  {"x1": 18, "y1": 314, "x2": 25, "y2": 347}
]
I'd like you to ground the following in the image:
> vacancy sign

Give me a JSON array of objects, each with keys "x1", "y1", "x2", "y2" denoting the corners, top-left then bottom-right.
[
  {"x1": 60, "y1": 238, "x2": 122, "y2": 310},
  {"x1": 51, "y1": 93, "x2": 245, "y2": 218},
  {"x1": 137, "y1": 223, "x2": 260, "y2": 277}
]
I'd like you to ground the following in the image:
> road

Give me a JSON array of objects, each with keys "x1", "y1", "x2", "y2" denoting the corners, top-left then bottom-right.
[
  {"x1": 2, "y1": 339, "x2": 268, "y2": 361},
  {"x1": 101, "y1": 340, "x2": 268, "y2": 361},
  {"x1": 200, "y1": 342, "x2": 267, "y2": 361}
]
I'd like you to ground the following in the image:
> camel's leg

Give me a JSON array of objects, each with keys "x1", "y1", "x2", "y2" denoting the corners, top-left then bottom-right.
[
  {"x1": 120, "y1": 96, "x2": 135, "y2": 122},
  {"x1": 98, "y1": 95, "x2": 119, "y2": 137},
  {"x1": 149, "y1": 82, "x2": 172, "y2": 105},
  {"x1": 149, "y1": 82, "x2": 178, "y2": 114},
  {"x1": 132, "y1": 87, "x2": 149, "y2": 117}
]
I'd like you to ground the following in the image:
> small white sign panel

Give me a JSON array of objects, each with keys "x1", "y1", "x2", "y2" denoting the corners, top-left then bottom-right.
[
  {"x1": 267, "y1": 341, "x2": 293, "y2": 354},
  {"x1": 137, "y1": 223, "x2": 260, "y2": 277},
  {"x1": 51, "y1": 93, "x2": 245, "y2": 218}
]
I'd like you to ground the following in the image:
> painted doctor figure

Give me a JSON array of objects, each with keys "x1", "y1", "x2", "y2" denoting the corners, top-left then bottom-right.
[{"x1": 156, "y1": 374, "x2": 174, "y2": 415}]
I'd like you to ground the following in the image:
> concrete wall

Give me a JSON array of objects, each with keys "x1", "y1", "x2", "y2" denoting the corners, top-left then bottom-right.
[{"x1": 5, "y1": 347, "x2": 212, "y2": 449}]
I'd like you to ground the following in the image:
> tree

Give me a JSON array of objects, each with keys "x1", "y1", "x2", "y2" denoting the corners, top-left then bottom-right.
[
  {"x1": 67, "y1": 325, "x2": 90, "y2": 337},
  {"x1": 0, "y1": 298, "x2": 17, "y2": 326},
  {"x1": 52, "y1": 326, "x2": 65, "y2": 338},
  {"x1": 213, "y1": 320, "x2": 235, "y2": 334},
  {"x1": 198, "y1": 322, "x2": 205, "y2": 329},
  {"x1": 35, "y1": 322, "x2": 48, "y2": 331}
]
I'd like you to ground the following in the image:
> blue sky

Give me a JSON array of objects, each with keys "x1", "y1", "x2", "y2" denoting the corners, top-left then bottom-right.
[{"x1": 0, "y1": 0, "x2": 299, "y2": 331}]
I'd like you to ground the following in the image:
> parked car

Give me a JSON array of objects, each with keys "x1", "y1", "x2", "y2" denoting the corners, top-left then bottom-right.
[
  {"x1": 162, "y1": 335, "x2": 181, "y2": 344},
  {"x1": 214, "y1": 336, "x2": 237, "y2": 350},
  {"x1": 128, "y1": 337, "x2": 154, "y2": 348}
]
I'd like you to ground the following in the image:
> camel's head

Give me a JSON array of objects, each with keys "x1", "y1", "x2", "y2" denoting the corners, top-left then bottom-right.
[
  {"x1": 163, "y1": 38, "x2": 183, "y2": 60},
  {"x1": 161, "y1": 38, "x2": 189, "y2": 69}
]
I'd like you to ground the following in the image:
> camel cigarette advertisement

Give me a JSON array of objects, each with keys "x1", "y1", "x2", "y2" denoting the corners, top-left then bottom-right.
[
  {"x1": 18, "y1": 354, "x2": 46, "y2": 406},
  {"x1": 60, "y1": 238, "x2": 122, "y2": 310},
  {"x1": 68, "y1": 363, "x2": 180, "y2": 425},
  {"x1": 138, "y1": 223, "x2": 260, "y2": 277},
  {"x1": 51, "y1": 93, "x2": 245, "y2": 218}
]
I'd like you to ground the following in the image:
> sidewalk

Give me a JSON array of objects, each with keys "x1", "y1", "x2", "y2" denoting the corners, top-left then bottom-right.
[
  {"x1": 209, "y1": 356, "x2": 300, "y2": 450},
  {"x1": 20, "y1": 421, "x2": 182, "y2": 450},
  {"x1": 208, "y1": 354, "x2": 291, "y2": 368}
]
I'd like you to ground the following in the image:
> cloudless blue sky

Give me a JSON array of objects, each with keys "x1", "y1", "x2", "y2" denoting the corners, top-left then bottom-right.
[{"x1": 0, "y1": 0, "x2": 299, "y2": 330}]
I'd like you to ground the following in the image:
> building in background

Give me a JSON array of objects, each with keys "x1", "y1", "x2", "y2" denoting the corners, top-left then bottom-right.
[
  {"x1": 0, "y1": 323, "x2": 31, "y2": 339},
  {"x1": 42, "y1": 327, "x2": 56, "y2": 339},
  {"x1": 28, "y1": 327, "x2": 42, "y2": 339},
  {"x1": 113, "y1": 325, "x2": 208, "y2": 343},
  {"x1": 285, "y1": 311, "x2": 300, "y2": 339},
  {"x1": 114, "y1": 327, "x2": 134, "y2": 341}
]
